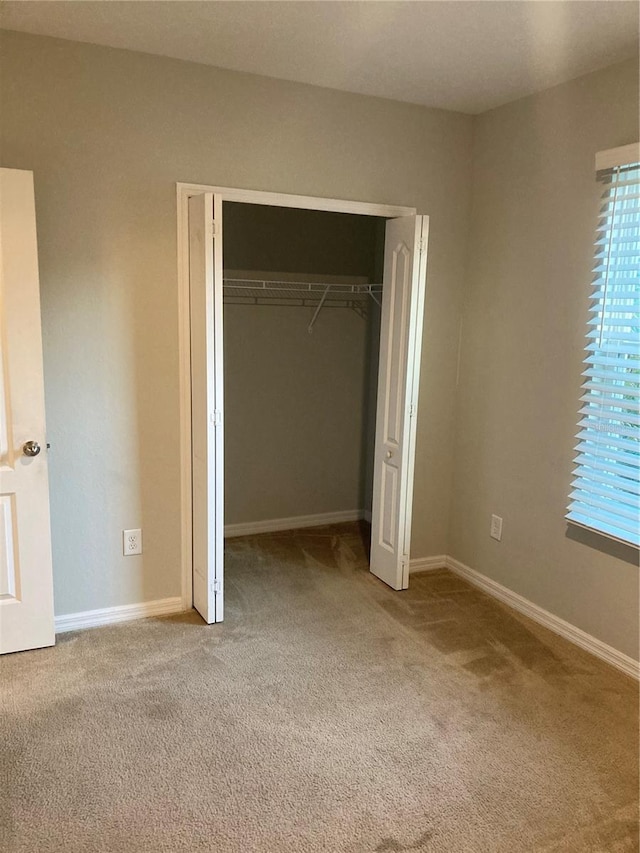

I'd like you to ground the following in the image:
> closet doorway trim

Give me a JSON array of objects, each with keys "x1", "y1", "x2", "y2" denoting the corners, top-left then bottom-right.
[{"x1": 176, "y1": 182, "x2": 416, "y2": 611}]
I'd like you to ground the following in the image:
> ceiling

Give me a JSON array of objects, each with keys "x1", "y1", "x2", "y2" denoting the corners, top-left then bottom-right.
[{"x1": 0, "y1": 1, "x2": 637, "y2": 114}]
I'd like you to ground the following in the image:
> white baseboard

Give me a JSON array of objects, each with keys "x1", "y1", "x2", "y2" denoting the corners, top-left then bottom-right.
[
  {"x1": 224, "y1": 509, "x2": 364, "y2": 538},
  {"x1": 439, "y1": 555, "x2": 639, "y2": 680},
  {"x1": 55, "y1": 597, "x2": 185, "y2": 634},
  {"x1": 409, "y1": 555, "x2": 448, "y2": 573}
]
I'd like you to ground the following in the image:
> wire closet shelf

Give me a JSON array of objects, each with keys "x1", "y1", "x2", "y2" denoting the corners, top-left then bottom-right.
[{"x1": 222, "y1": 277, "x2": 383, "y2": 333}]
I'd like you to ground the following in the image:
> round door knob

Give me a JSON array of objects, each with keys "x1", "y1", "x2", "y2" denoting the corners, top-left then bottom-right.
[
  {"x1": 386, "y1": 450, "x2": 393, "y2": 459},
  {"x1": 23, "y1": 440, "x2": 41, "y2": 457}
]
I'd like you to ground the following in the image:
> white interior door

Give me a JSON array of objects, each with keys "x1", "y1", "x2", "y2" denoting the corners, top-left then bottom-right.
[
  {"x1": 370, "y1": 215, "x2": 429, "y2": 590},
  {"x1": 0, "y1": 168, "x2": 55, "y2": 654},
  {"x1": 189, "y1": 192, "x2": 224, "y2": 623}
]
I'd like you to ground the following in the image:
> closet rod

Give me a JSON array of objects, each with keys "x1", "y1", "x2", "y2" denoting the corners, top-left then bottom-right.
[
  {"x1": 222, "y1": 278, "x2": 382, "y2": 332},
  {"x1": 223, "y1": 278, "x2": 382, "y2": 294}
]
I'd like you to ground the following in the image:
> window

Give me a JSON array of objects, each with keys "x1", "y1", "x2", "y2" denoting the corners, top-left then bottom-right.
[{"x1": 567, "y1": 144, "x2": 640, "y2": 547}]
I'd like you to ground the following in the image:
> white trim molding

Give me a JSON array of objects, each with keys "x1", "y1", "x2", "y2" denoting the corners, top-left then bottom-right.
[
  {"x1": 177, "y1": 182, "x2": 415, "y2": 218},
  {"x1": 224, "y1": 510, "x2": 364, "y2": 538},
  {"x1": 409, "y1": 555, "x2": 448, "y2": 573},
  {"x1": 55, "y1": 597, "x2": 185, "y2": 634},
  {"x1": 410, "y1": 555, "x2": 639, "y2": 680}
]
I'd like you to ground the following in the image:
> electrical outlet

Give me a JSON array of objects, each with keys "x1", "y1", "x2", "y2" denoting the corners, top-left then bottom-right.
[
  {"x1": 490, "y1": 515, "x2": 503, "y2": 541},
  {"x1": 123, "y1": 528, "x2": 142, "y2": 556}
]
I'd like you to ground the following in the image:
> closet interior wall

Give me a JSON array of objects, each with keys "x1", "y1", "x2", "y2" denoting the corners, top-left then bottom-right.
[{"x1": 222, "y1": 202, "x2": 385, "y2": 528}]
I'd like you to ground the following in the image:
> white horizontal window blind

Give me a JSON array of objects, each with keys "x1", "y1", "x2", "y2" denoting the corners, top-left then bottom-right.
[{"x1": 567, "y1": 153, "x2": 640, "y2": 547}]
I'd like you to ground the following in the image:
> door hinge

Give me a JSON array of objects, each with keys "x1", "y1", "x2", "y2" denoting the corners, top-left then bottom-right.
[
  {"x1": 211, "y1": 579, "x2": 221, "y2": 594},
  {"x1": 408, "y1": 402, "x2": 416, "y2": 418},
  {"x1": 210, "y1": 410, "x2": 222, "y2": 427},
  {"x1": 418, "y1": 238, "x2": 426, "y2": 255},
  {"x1": 209, "y1": 220, "x2": 218, "y2": 239}
]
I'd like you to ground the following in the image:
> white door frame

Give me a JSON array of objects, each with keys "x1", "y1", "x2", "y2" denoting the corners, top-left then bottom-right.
[{"x1": 176, "y1": 182, "x2": 417, "y2": 610}]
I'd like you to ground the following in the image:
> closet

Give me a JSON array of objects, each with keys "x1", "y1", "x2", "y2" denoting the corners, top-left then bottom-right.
[
  {"x1": 186, "y1": 187, "x2": 428, "y2": 624},
  {"x1": 221, "y1": 202, "x2": 386, "y2": 538}
]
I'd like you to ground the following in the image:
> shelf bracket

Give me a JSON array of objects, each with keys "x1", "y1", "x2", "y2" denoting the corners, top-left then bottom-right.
[
  {"x1": 368, "y1": 287, "x2": 382, "y2": 307},
  {"x1": 307, "y1": 284, "x2": 332, "y2": 334}
]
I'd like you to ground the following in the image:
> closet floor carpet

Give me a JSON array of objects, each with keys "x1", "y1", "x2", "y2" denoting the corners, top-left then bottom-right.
[{"x1": 2, "y1": 522, "x2": 638, "y2": 853}]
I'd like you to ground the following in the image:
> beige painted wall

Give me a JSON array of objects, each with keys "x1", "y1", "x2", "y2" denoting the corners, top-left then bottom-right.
[
  {"x1": 223, "y1": 204, "x2": 383, "y2": 524},
  {"x1": 450, "y1": 59, "x2": 639, "y2": 659},
  {"x1": 224, "y1": 304, "x2": 374, "y2": 524},
  {"x1": 0, "y1": 30, "x2": 473, "y2": 615}
]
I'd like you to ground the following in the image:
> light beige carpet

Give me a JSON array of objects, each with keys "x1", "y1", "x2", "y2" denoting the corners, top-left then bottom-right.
[{"x1": 1, "y1": 523, "x2": 638, "y2": 852}]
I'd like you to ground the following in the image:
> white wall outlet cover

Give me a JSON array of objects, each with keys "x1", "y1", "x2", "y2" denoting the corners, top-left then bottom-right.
[
  {"x1": 490, "y1": 515, "x2": 503, "y2": 541},
  {"x1": 123, "y1": 529, "x2": 142, "y2": 556}
]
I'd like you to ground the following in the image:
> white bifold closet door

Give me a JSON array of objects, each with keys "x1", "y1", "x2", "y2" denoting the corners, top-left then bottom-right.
[
  {"x1": 189, "y1": 199, "x2": 428, "y2": 623},
  {"x1": 370, "y1": 215, "x2": 429, "y2": 590},
  {"x1": 189, "y1": 192, "x2": 224, "y2": 623}
]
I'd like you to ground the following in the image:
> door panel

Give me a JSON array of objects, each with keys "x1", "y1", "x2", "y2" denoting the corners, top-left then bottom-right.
[
  {"x1": 189, "y1": 193, "x2": 224, "y2": 623},
  {"x1": 381, "y1": 462, "x2": 399, "y2": 550},
  {"x1": 384, "y1": 242, "x2": 411, "y2": 447},
  {"x1": 370, "y1": 215, "x2": 429, "y2": 590},
  {"x1": 0, "y1": 495, "x2": 18, "y2": 598},
  {"x1": 0, "y1": 168, "x2": 55, "y2": 654}
]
